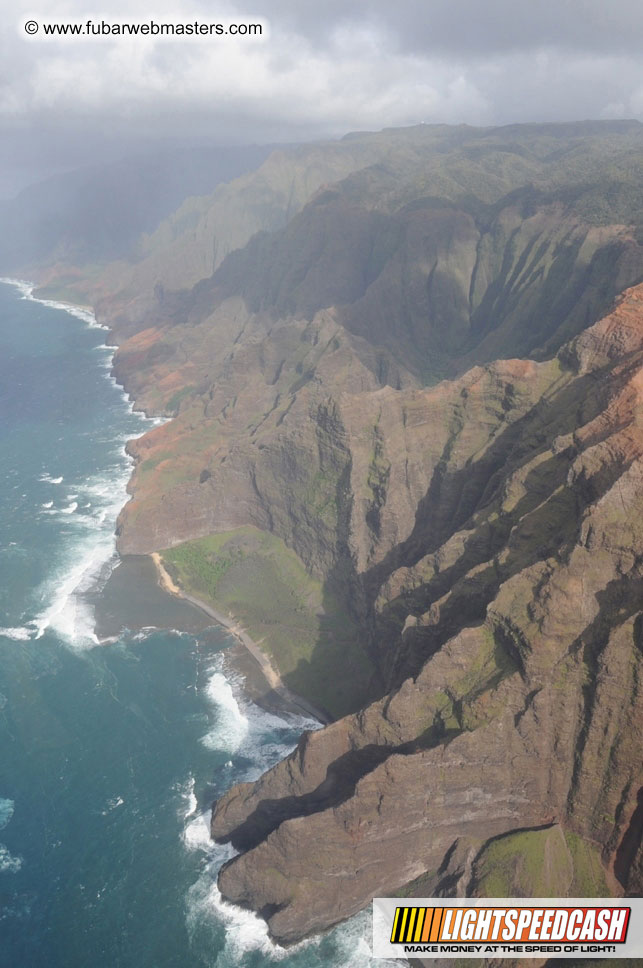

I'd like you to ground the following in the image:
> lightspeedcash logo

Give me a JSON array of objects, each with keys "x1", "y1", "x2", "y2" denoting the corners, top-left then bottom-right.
[{"x1": 373, "y1": 898, "x2": 642, "y2": 959}]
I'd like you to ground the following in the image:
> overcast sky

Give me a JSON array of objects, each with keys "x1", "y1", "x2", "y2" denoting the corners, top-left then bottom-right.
[{"x1": 1, "y1": 0, "x2": 642, "y2": 194}]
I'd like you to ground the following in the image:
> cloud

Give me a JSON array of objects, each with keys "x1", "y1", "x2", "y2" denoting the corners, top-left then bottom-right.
[{"x1": 1, "y1": 0, "x2": 642, "y2": 163}]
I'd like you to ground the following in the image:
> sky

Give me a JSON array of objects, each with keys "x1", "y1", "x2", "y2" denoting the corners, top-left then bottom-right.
[{"x1": 1, "y1": 0, "x2": 642, "y2": 194}]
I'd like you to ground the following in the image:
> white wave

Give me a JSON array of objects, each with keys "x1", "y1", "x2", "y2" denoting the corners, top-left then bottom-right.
[
  {"x1": 41, "y1": 501, "x2": 53, "y2": 509},
  {"x1": 101, "y1": 796, "x2": 124, "y2": 815},
  {"x1": 330, "y1": 909, "x2": 400, "y2": 968},
  {"x1": 2, "y1": 277, "x2": 161, "y2": 648},
  {"x1": 188, "y1": 874, "x2": 392, "y2": 968},
  {"x1": 186, "y1": 877, "x2": 292, "y2": 963},
  {"x1": 30, "y1": 433, "x2": 152, "y2": 648},
  {"x1": 0, "y1": 799, "x2": 22, "y2": 875},
  {"x1": 182, "y1": 811, "x2": 216, "y2": 853},
  {"x1": 0, "y1": 276, "x2": 33, "y2": 298},
  {"x1": 201, "y1": 671, "x2": 250, "y2": 753},
  {"x1": 183, "y1": 673, "x2": 333, "y2": 962},
  {"x1": 0, "y1": 798, "x2": 14, "y2": 830},
  {"x1": 177, "y1": 775, "x2": 198, "y2": 821},
  {"x1": 0, "y1": 845, "x2": 22, "y2": 874},
  {"x1": 82, "y1": 476, "x2": 127, "y2": 500},
  {"x1": 199, "y1": 659, "x2": 320, "y2": 778},
  {"x1": 0, "y1": 277, "x2": 106, "y2": 330},
  {"x1": 0, "y1": 626, "x2": 32, "y2": 641},
  {"x1": 59, "y1": 502, "x2": 78, "y2": 515},
  {"x1": 130, "y1": 626, "x2": 161, "y2": 642},
  {"x1": 180, "y1": 671, "x2": 388, "y2": 968},
  {"x1": 33, "y1": 548, "x2": 106, "y2": 645}
]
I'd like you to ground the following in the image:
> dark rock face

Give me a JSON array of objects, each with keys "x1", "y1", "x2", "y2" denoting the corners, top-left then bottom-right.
[{"x1": 211, "y1": 289, "x2": 643, "y2": 943}]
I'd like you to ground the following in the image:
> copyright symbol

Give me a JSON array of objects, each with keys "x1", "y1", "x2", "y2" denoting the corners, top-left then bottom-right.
[{"x1": 25, "y1": 20, "x2": 39, "y2": 34}]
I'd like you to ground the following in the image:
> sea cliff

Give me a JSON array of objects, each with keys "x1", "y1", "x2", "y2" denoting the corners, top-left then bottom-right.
[{"x1": 11, "y1": 121, "x2": 643, "y2": 944}]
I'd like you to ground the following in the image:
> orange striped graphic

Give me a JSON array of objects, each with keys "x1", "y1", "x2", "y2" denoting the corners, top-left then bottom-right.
[{"x1": 389, "y1": 906, "x2": 631, "y2": 945}]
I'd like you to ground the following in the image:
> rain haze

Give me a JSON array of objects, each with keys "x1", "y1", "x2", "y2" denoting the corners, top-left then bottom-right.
[{"x1": 1, "y1": 0, "x2": 642, "y2": 193}]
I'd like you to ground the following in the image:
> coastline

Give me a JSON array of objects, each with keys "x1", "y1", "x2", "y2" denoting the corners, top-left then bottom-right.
[
  {"x1": 150, "y1": 552, "x2": 330, "y2": 725},
  {"x1": 0, "y1": 276, "x2": 329, "y2": 725}
]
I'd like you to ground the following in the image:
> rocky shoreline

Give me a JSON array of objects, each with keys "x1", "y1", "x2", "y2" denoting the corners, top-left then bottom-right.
[{"x1": 149, "y1": 552, "x2": 330, "y2": 725}]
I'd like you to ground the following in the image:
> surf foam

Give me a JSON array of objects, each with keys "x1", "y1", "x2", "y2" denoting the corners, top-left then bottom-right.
[
  {"x1": 0, "y1": 277, "x2": 106, "y2": 330},
  {"x1": 0, "y1": 627, "x2": 32, "y2": 641},
  {"x1": 0, "y1": 277, "x2": 164, "y2": 649},
  {"x1": 0, "y1": 798, "x2": 22, "y2": 875},
  {"x1": 182, "y1": 670, "x2": 344, "y2": 964},
  {"x1": 201, "y1": 671, "x2": 250, "y2": 753}
]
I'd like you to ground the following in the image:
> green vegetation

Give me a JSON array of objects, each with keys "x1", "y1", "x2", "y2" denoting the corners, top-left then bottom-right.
[
  {"x1": 139, "y1": 451, "x2": 174, "y2": 475},
  {"x1": 473, "y1": 826, "x2": 572, "y2": 897},
  {"x1": 302, "y1": 470, "x2": 339, "y2": 525},
  {"x1": 564, "y1": 831, "x2": 610, "y2": 896},
  {"x1": 165, "y1": 385, "x2": 197, "y2": 414},
  {"x1": 473, "y1": 825, "x2": 609, "y2": 898},
  {"x1": 162, "y1": 527, "x2": 374, "y2": 717},
  {"x1": 366, "y1": 433, "x2": 391, "y2": 502}
]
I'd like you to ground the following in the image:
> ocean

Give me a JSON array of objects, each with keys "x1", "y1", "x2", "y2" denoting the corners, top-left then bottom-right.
[{"x1": 0, "y1": 280, "x2": 385, "y2": 967}]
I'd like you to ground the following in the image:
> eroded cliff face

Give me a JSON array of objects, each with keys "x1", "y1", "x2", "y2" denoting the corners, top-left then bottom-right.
[
  {"x1": 211, "y1": 288, "x2": 643, "y2": 943},
  {"x1": 113, "y1": 194, "x2": 643, "y2": 566},
  {"x1": 52, "y1": 123, "x2": 641, "y2": 942}
]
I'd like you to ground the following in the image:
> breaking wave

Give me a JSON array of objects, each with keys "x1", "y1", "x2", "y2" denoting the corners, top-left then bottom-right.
[
  {"x1": 0, "y1": 277, "x2": 163, "y2": 648},
  {"x1": 0, "y1": 627, "x2": 32, "y2": 641},
  {"x1": 181, "y1": 664, "x2": 391, "y2": 967},
  {"x1": 0, "y1": 798, "x2": 22, "y2": 875}
]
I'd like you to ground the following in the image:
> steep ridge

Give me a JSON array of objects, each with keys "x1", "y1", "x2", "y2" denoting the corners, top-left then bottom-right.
[
  {"x1": 97, "y1": 119, "x2": 643, "y2": 340},
  {"x1": 26, "y1": 122, "x2": 640, "y2": 940},
  {"x1": 211, "y1": 286, "x2": 643, "y2": 942},
  {"x1": 108, "y1": 126, "x2": 643, "y2": 720},
  {"x1": 112, "y1": 124, "x2": 643, "y2": 568}
]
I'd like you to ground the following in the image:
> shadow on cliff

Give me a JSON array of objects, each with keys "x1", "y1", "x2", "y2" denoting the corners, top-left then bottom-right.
[
  {"x1": 362, "y1": 353, "x2": 643, "y2": 690},
  {"x1": 215, "y1": 348, "x2": 643, "y2": 860},
  {"x1": 263, "y1": 350, "x2": 643, "y2": 721}
]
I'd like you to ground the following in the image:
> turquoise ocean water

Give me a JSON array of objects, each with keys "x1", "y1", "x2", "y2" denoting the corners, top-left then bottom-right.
[{"x1": 0, "y1": 280, "x2": 384, "y2": 967}]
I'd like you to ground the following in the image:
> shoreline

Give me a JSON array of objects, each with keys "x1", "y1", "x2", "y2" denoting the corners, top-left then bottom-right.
[
  {"x1": 150, "y1": 552, "x2": 330, "y2": 724},
  {"x1": 0, "y1": 276, "x2": 329, "y2": 726}
]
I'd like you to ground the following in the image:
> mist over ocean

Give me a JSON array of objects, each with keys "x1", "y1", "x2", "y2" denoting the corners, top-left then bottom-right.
[{"x1": 0, "y1": 281, "x2": 382, "y2": 968}]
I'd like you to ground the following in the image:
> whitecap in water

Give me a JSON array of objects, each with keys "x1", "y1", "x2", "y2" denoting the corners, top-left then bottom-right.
[
  {"x1": 182, "y1": 669, "x2": 346, "y2": 965},
  {"x1": 0, "y1": 798, "x2": 23, "y2": 875},
  {"x1": 201, "y1": 671, "x2": 250, "y2": 753},
  {"x1": 59, "y1": 502, "x2": 78, "y2": 515},
  {"x1": 2, "y1": 276, "x2": 163, "y2": 649},
  {"x1": 0, "y1": 627, "x2": 32, "y2": 641}
]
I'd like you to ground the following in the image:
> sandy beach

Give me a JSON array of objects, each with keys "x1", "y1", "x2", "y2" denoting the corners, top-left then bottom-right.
[{"x1": 150, "y1": 552, "x2": 330, "y2": 724}]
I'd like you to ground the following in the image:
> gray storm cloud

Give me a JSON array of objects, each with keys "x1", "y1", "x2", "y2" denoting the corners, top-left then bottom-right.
[{"x1": 0, "y1": 0, "x2": 642, "y2": 192}]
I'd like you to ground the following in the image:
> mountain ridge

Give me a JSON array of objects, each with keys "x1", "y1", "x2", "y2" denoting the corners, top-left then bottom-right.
[
  {"x1": 5, "y1": 120, "x2": 642, "y2": 944},
  {"x1": 211, "y1": 283, "x2": 643, "y2": 941}
]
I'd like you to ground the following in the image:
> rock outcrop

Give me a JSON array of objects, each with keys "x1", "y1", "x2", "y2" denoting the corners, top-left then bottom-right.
[
  {"x1": 211, "y1": 288, "x2": 643, "y2": 943},
  {"x1": 90, "y1": 125, "x2": 643, "y2": 942}
]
